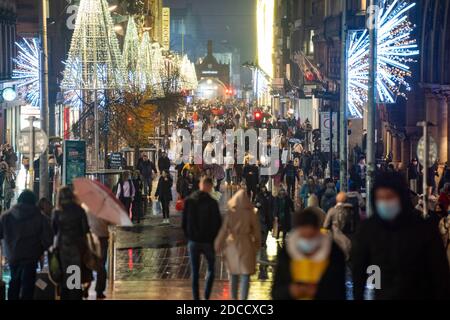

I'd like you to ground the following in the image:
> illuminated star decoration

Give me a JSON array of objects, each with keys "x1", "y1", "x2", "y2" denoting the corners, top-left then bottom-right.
[
  {"x1": 347, "y1": 0, "x2": 419, "y2": 118},
  {"x1": 12, "y1": 38, "x2": 40, "y2": 106}
]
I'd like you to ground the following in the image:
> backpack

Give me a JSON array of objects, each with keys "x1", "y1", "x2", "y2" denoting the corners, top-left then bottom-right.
[{"x1": 337, "y1": 203, "x2": 357, "y2": 235}]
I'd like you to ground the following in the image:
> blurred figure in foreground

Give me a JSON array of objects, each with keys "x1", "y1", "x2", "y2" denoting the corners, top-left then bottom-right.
[
  {"x1": 215, "y1": 190, "x2": 261, "y2": 300},
  {"x1": 272, "y1": 208, "x2": 346, "y2": 300},
  {"x1": 53, "y1": 187, "x2": 92, "y2": 300},
  {"x1": 352, "y1": 172, "x2": 450, "y2": 299},
  {"x1": 182, "y1": 177, "x2": 222, "y2": 300},
  {"x1": 0, "y1": 190, "x2": 53, "y2": 300}
]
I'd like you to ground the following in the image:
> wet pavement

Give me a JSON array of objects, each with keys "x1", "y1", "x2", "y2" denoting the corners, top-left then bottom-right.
[{"x1": 110, "y1": 190, "x2": 279, "y2": 300}]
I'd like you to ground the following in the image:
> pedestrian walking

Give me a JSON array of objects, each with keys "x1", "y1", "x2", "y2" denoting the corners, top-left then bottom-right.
[
  {"x1": 243, "y1": 161, "x2": 259, "y2": 202},
  {"x1": 351, "y1": 172, "x2": 450, "y2": 299},
  {"x1": 320, "y1": 180, "x2": 337, "y2": 214},
  {"x1": 116, "y1": 171, "x2": 136, "y2": 217},
  {"x1": 0, "y1": 190, "x2": 53, "y2": 300},
  {"x1": 182, "y1": 177, "x2": 222, "y2": 300},
  {"x1": 137, "y1": 153, "x2": 157, "y2": 199},
  {"x1": 132, "y1": 170, "x2": 144, "y2": 223},
  {"x1": 272, "y1": 208, "x2": 346, "y2": 300},
  {"x1": 52, "y1": 187, "x2": 93, "y2": 300},
  {"x1": 215, "y1": 190, "x2": 261, "y2": 300},
  {"x1": 255, "y1": 185, "x2": 274, "y2": 248},
  {"x1": 323, "y1": 192, "x2": 354, "y2": 260},
  {"x1": 273, "y1": 188, "x2": 295, "y2": 241},
  {"x1": 155, "y1": 170, "x2": 173, "y2": 224},
  {"x1": 299, "y1": 176, "x2": 319, "y2": 208},
  {"x1": 87, "y1": 214, "x2": 110, "y2": 300},
  {"x1": 282, "y1": 160, "x2": 298, "y2": 199},
  {"x1": 157, "y1": 151, "x2": 171, "y2": 173}
]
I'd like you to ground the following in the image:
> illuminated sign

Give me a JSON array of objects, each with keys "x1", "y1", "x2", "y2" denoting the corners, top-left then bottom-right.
[
  {"x1": 162, "y1": 7, "x2": 171, "y2": 51},
  {"x1": 257, "y1": 0, "x2": 274, "y2": 78}
]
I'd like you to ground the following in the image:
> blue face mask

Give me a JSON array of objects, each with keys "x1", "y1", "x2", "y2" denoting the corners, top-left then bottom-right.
[
  {"x1": 376, "y1": 200, "x2": 401, "y2": 221},
  {"x1": 296, "y1": 237, "x2": 321, "y2": 254}
]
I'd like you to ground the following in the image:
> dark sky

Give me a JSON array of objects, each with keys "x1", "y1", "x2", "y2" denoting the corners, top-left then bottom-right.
[{"x1": 163, "y1": 0, "x2": 256, "y2": 62}]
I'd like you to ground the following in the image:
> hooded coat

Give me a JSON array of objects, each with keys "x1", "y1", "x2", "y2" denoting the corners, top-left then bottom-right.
[
  {"x1": 351, "y1": 172, "x2": 450, "y2": 300},
  {"x1": 215, "y1": 190, "x2": 261, "y2": 275}
]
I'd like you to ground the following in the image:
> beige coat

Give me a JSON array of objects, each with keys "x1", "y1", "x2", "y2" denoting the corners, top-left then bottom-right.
[{"x1": 215, "y1": 190, "x2": 261, "y2": 275}]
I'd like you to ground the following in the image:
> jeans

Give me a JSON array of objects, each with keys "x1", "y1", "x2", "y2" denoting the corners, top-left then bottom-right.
[
  {"x1": 8, "y1": 262, "x2": 37, "y2": 300},
  {"x1": 230, "y1": 274, "x2": 250, "y2": 300},
  {"x1": 143, "y1": 176, "x2": 153, "y2": 196},
  {"x1": 188, "y1": 241, "x2": 215, "y2": 300}
]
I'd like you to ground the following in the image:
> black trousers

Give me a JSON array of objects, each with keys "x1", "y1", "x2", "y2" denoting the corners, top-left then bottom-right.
[
  {"x1": 161, "y1": 200, "x2": 170, "y2": 219},
  {"x1": 8, "y1": 262, "x2": 37, "y2": 300},
  {"x1": 121, "y1": 197, "x2": 132, "y2": 217},
  {"x1": 95, "y1": 237, "x2": 109, "y2": 295}
]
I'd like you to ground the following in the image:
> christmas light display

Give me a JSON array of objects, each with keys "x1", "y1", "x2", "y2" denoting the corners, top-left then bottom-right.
[
  {"x1": 347, "y1": 0, "x2": 419, "y2": 118},
  {"x1": 61, "y1": 0, "x2": 125, "y2": 90},
  {"x1": 12, "y1": 38, "x2": 40, "y2": 106}
]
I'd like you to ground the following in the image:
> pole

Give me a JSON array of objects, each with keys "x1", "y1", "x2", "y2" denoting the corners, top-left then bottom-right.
[
  {"x1": 329, "y1": 107, "x2": 333, "y2": 179},
  {"x1": 94, "y1": 90, "x2": 99, "y2": 173},
  {"x1": 28, "y1": 116, "x2": 36, "y2": 192},
  {"x1": 417, "y1": 121, "x2": 431, "y2": 217},
  {"x1": 366, "y1": 0, "x2": 378, "y2": 217},
  {"x1": 339, "y1": 0, "x2": 348, "y2": 191},
  {"x1": 39, "y1": 0, "x2": 49, "y2": 199}
]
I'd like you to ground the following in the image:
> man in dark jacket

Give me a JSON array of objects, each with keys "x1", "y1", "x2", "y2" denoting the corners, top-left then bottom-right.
[
  {"x1": 157, "y1": 152, "x2": 171, "y2": 173},
  {"x1": 352, "y1": 172, "x2": 450, "y2": 300},
  {"x1": 282, "y1": 160, "x2": 298, "y2": 199},
  {"x1": 182, "y1": 177, "x2": 222, "y2": 300},
  {"x1": 273, "y1": 188, "x2": 295, "y2": 241},
  {"x1": 272, "y1": 208, "x2": 346, "y2": 300},
  {"x1": 243, "y1": 161, "x2": 259, "y2": 201},
  {"x1": 137, "y1": 153, "x2": 157, "y2": 198},
  {"x1": 0, "y1": 190, "x2": 53, "y2": 300}
]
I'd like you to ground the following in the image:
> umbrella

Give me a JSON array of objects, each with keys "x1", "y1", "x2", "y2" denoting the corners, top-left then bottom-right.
[
  {"x1": 73, "y1": 178, "x2": 133, "y2": 226},
  {"x1": 289, "y1": 138, "x2": 302, "y2": 144}
]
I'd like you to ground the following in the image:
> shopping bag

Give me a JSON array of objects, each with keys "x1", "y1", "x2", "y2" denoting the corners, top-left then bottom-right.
[
  {"x1": 152, "y1": 200, "x2": 162, "y2": 216},
  {"x1": 175, "y1": 198, "x2": 185, "y2": 212}
]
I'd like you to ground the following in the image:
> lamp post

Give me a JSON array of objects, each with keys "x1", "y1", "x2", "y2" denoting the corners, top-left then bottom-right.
[
  {"x1": 366, "y1": 0, "x2": 379, "y2": 217},
  {"x1": 39, "y1": 0, "x2": 49, "y2": 199},
  {"x1": 339, "y1": 0, "x2": 348, "y2": 191}
]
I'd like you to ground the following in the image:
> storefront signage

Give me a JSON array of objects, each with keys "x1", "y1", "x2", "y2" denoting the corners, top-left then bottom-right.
[{"x1": 63, "y1": 140, "x2": 86, "y2": 185}]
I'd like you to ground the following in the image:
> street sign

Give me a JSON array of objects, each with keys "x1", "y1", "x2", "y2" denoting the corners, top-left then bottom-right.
[
  {"x1": 17, "y1": 127, "x2": 49, "y2": 159},
  {"x1": 417, "y1": 136, "x2": 438, "y2": 167}
]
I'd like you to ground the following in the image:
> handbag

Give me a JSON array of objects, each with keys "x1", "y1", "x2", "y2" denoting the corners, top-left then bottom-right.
[
  {"x1": 48, "y1": 248, "x2": 63, "y2": 285},
  {"x1": 175, "y1": 198, "x2": 185, "y2": 212}
]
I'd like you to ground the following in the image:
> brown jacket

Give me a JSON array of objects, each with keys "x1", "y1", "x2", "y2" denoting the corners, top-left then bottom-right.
[{"x1": 215, "y1": 190, "x2": 261, "y2": 275}]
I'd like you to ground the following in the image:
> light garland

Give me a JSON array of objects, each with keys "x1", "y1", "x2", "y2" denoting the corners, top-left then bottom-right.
[
  {"x1": 347, "y1": 0, "x2": 419, "y2": 118},
  {"x1": 12, "y1": 38, "x2": 40, "y2": 106}
]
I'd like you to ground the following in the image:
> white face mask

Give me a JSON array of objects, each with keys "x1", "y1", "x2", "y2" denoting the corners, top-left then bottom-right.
[
  {"x1": 376, "y1": 199, "x2": 402, "y2": 221},
  {"x1": 296, "y1": 236, "x2": 322, "y2": 254}
]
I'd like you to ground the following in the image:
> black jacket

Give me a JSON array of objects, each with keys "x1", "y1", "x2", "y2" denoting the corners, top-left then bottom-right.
[
  {"x1": 272, "y1": 242, "x2": 346, "y2": 300},
  {"x1": 255, "y1": 191, "x2": 274, "y2": 232},
  {"x1": 155, "y1": 176, "x2": 173, "y2": 202},
  {"x1": 273, "y1": 196, "x2": 294, "y2": 232},
  {"x1": 352, "y1": 212, "x2": 450, "y2": 300},
  {"x1": 243, "y1": 164, "x2": 259, "y2": 186},
  {"x1": 182, "y1": 191, "x2": 222, "y2": 243},
  {"x1": 0, "y1": 204, "x2": 53, "y2": 265},
  {"x1": 158, "y1": 156, "x2": 171, "y2": 173},
  {"x1": 138, "y1": 159, "x2": 157, "y2": 177}
]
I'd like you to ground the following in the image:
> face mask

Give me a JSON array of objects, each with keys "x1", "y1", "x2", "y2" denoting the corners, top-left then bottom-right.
[
  {"x1": 296, "y1": 236, "x2": 321, "y2": 254},
  {"x1": 376, "y1": 200, "x2": 401, "y2": 221}
]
